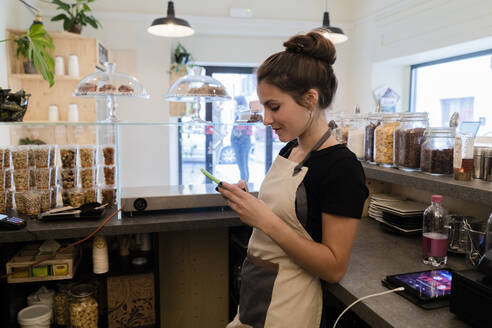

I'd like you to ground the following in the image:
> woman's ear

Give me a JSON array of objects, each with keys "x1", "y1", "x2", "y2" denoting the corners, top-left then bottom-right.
[{"x1": 302, "y1": 89, "x2": 319, "y2": 109}]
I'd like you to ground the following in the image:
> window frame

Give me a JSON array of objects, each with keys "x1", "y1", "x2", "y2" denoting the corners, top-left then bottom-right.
[{"x1": 409, "y1": 48, "x2": 492, "y2": 113}]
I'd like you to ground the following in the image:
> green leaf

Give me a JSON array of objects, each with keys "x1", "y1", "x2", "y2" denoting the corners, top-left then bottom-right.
[
  {"x1": 63, "y1": 19, "x2": 73, "y2": 31},
  {"x1": 23, "y1": 24, "x2": 56, "y2": 87},
  {"x1": 51, "y1": 13, "x2": 68, "y2": 22},
  {"x1": 85, "y1": 16, "x2": 98, "y2": 29},
  {"x1": 83, "y1": 3, "x2": 91, "y2": 11},
  {"x1": 52, "y1": 0, "x2": 70, "y2": 12}
]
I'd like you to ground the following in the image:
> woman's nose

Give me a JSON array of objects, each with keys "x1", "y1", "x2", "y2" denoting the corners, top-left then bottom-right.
[{"x1": 263, "y1": 110, "x2": 273, "y2": 126}]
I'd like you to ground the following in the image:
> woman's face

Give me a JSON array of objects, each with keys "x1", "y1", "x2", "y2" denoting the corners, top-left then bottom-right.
[{"x1": 257, "y1": 81, "x2": 312, "y2": 142}]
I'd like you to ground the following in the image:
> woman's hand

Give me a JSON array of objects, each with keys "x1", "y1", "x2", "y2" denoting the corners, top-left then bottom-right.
[{"x1": 217, "y1": 181, "x2": 274, "y2": 230}]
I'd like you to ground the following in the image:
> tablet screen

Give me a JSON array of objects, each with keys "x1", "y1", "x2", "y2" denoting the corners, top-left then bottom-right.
[{"x1": 387, "y1": 269, "x2": 452, "y2": 300}]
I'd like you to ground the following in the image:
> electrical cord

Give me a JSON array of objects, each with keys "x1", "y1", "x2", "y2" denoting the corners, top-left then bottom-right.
[
  {"x1": 332, "y1": 287, "x2": 405, "y2": 328},
  {"x1": 0, "y1": 208, "x2": 122, "y2": 281}
]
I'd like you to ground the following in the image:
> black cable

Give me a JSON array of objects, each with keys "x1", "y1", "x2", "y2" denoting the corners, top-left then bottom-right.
[{"x1": 18, "y1": 0, "x2": 39, "y2": 15}]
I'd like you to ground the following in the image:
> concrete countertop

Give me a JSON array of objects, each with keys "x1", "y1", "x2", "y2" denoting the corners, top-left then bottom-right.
[{"x1": 329, "y1": 217, "x2": 470, "y2": 328}]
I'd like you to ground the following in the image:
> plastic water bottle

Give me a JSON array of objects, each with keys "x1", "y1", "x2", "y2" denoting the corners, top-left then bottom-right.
[{"x1": 422, "y1": 195, "x2": 448, "y2": 266}]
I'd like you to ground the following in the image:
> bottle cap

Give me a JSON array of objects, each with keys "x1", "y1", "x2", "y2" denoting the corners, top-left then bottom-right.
[{"x1": 431, "y1": 195, "x2": 443, "y2": 203}]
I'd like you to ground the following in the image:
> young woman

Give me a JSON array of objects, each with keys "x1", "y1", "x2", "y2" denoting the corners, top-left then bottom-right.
[{"x1": 218, "y1": 32, "x2": 369, "y2": 328}]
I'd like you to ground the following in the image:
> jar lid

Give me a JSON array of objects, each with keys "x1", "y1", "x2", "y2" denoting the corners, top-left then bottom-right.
[
  {"x1": 366, "y1": 112, "x2": 383, "y2": 119},
  {"x1": 400, "y1": 112, "x2": 429, "y2": 121},
  {"x1": 69, "y1": 283, "x2": 95, "y2": 299},
  {"x1": 424, "y1": 127, "x2": 456, "y2": 137},
  {"x1": 473, "y1": 146, "x2": 486, "y2": 155}
]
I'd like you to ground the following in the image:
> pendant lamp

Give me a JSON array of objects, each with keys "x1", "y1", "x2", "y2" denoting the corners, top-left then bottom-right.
[
  {"x1": 312, "y1": 1, "x2": 347, "y2": 44},
  {"x1": 148, "y1": 1, "x2": 194, "y2": 38}
]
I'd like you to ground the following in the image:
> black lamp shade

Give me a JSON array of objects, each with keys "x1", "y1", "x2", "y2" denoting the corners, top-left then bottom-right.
[
  {"x1": 148, "y1": 1, "x2": 194, "y2": 37},
  {"x1": 313, "y1": 11, "x2": 347, "y2": 44}
]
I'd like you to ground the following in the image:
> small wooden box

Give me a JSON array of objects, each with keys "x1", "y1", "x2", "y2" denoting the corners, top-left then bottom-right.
[
  {"x1": 107, "y1": 273, "x2": 156, "y2": 328},
  {"x1": 6, "y1": 244, "x2": 80, "y2": 283}
]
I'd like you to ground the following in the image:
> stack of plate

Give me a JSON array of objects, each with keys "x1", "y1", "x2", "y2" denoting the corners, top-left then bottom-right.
[{"x1": 369, "y1": 194, "x2": 427, "y2": 235}]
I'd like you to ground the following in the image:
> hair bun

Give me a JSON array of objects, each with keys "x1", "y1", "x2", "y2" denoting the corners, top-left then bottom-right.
[{"x1": 283, "y1": 32, "x2": 336, "y2": 65}]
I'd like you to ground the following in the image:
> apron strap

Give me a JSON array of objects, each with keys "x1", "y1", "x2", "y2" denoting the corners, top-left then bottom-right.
[{"x1": 293, "y1": 128, "x2": 332, "y2": 176}]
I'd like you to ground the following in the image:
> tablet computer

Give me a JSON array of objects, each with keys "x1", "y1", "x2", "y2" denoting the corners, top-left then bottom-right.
[{"x1": 382, "y1": 268, "x2": 453, "y2": 309}]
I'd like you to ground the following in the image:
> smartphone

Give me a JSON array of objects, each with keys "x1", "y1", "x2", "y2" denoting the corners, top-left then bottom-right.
[{"x1": 200, "y1": 168, "x2": 221, "y2": 184}]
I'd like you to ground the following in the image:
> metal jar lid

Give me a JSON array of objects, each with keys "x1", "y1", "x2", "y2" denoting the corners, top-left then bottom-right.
[{"x1": 474, "y1": 146, "x2": 486, "y2": 156}]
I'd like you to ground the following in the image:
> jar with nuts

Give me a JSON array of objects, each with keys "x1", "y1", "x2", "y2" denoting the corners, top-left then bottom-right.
[
  {"x1": 69, "y1": 283, "x2": 98, "y2": 328},
  {"x1": 55, "y1": 282, "x2": 73, "y2": 326},
  {"x1": 60, "y1": 145, "x2": 78, "y2": 169},
  {"x1": 79, "y1": 145, "x2": 97, "y2": 168},
  {"x1": 374, "y1": 113, "x2": 400, "y2": 167}
]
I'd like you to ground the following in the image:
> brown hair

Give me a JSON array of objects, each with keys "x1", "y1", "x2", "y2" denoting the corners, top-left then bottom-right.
[{"x1": 257, "y1": 32, "x2": 337, "y2": 110}]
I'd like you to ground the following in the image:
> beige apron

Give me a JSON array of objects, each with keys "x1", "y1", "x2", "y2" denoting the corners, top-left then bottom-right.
[{"x1": 227, "y1": 130, "x2": 331, "y2": 328}]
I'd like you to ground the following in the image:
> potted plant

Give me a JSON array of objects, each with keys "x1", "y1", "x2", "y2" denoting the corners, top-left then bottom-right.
[
  {"x1": 171, "y1": 42, "x2": 193, "y2": 73},
  {"x1": 50, "y1": 0, "x2": 101, "y2": 34},
  {"x1": 1, "y1": 24, "x2": 55, "y2": 87}
]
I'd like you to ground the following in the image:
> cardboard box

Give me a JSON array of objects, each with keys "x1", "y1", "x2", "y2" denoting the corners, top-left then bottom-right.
[{"x1": 6, "y1": 244, "x2": 79, "y2": 283}]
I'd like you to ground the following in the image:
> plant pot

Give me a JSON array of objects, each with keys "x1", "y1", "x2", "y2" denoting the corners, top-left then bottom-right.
[
  {"x1": 23, "y1": 61, "x2": 37, "y2": 74},
  {"x1": 68, "y1": 23, "x2": 82, "y2": 34},
  {"x1": 176, "y1": 53, "x2": 190, "y2": 65}
]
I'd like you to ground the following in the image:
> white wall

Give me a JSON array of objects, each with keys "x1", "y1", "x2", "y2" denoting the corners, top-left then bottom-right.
[{"x1": 351, "y1": 0, "x2": 492, "y2": 114}]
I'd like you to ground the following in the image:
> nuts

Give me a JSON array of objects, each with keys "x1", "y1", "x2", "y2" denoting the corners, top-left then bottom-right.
[
  {"x1": 13, "y1": 169, "x2": 29, "y2": 191},
  {"x1": 4, "y1": 169, "x2": 11, "y2": 189},
  {"x1": 50, "y1": 167, "x2": 57, "y2": 187},
  {"x1": 101, "y1": 187, "x2": 116, "y2": 205},
  {"x1": 33, "y1": 145, "x2": 50, "y2": 168},
  {"x1": 0, "y1": 170, "x2": 4, "y2": 191},
  {"x1": 60, "y1": 168, "x2": 77, "y2": 188},
  {"x1": 60, "y1": 146, "x2": 77, "y2": 168},
  {"x1": 103, "y1": 166, "x2": 115, "y2": 185},
  {"x1": 51, "y1": 187, "x2": 57, "y2": 208},
  {"x1": 79, "y1": 146, "x2": 96, "y2": 168},
  {"x1": 6, "y1": 190, "x2": 13, "y2": 209},
  {"x1": 24, "y1": 191, "x2": 41, "y2": 215},
  {"x1": 15, "y1": 191, "x2": 26, "y2": 214},
  {"x1": 49, "y1": 146, "x2": 57, "y2": 167},
  {"x1": 4, "y1": 149, "x2": 10, "y2": 168},
  {"x1": 80, "y1": 168, "x2": 95, "y2": 188},
  {"x1": 69, "y1": 189, "x2": 85, "y2": 208},
  {"x1": 102, "y1": 146, "x2": 115, "y2": 165},
  {"x1": 55, "y1": 289, "x2": 69, "y2": 325},
  {"x1": 84, "y1": 188, "x2": 97, "y2": 203},
  {"x1": 34, "y1": 168, "x2": 51, "y2": 190},
  {"x1": 39, "y1": 190, "x2": 50, "y2": 212},
  {"x1": 69, "y1": 296, "x2": 98, "y2": 328},
  {"x1": 11, "y1": 146, "x2": 29, "y2": 169},
  {"x1": 0, "y1": 192, "x2": 5, "y2": 213}
]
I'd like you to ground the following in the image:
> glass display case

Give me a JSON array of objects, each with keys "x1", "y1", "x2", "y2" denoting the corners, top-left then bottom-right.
[{"x1": 0, "y1": 120, "x2": 274, "y2": 219}]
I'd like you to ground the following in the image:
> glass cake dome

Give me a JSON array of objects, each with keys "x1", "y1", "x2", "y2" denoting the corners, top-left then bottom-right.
[
  {"x1": 74, "y1": 62, "x2": 149, "y2": 122},
  {"x1": 74, "y1": 62, "x2": 149, "y2": 99},
  {"x1": 164, "y1": 66, "x2": 231, "y2": 121},
  {"x1": 165, "y1": 66, "x2": 230, "y2": 102}
]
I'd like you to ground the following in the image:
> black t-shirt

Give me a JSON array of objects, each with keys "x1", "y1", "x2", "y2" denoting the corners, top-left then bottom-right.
[{"x1": 279, "y1": 141, "x2": 369, "y2": 243}]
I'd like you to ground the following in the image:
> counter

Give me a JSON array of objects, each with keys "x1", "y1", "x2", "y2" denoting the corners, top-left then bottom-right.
[{"x1": 331, "y1": 218, "x2": 470, "y2": 328}]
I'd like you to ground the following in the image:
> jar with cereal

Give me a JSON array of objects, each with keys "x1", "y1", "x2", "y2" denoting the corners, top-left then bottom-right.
[
  {"x1": 420, "y1": 127, "x2": 455, "y2": 175},
  {"x1": 393, "y1": 112, "x2": 429, "y2": 171},
  {"x1": 69, "y1": 283, "x2": 98, "y2": 328},
  {"x1": 374, "y1": 113, "x2": 400, "y2": 167},
  {"x1": 364, "y1": 113, "x2": 382, "y2": 163}
]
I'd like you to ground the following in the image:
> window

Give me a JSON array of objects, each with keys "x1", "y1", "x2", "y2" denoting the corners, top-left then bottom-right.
[
  {"x1": 178, "y1": 66, "x2": 284, "y2": 185},
  {"x1": 409, "y1": 49, "x2": 492, "y2": 136}
]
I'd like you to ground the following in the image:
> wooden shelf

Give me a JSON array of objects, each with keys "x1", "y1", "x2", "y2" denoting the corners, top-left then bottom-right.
[
  {"x1": 10, "y1": 74, "x2": 80, "y2": 81},
  {"x1": 362, "y1": 162, "x2": 492, "y2": 206}
]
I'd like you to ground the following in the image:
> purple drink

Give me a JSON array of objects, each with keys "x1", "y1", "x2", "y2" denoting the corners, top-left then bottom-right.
[{"x1": 422, "y1": 232, "x2": 448, "y2": 266}]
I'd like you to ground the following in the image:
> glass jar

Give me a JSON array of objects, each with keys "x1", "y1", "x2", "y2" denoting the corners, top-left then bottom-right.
[
  {"x1": 364, "y1": 113, "x2": 382, "y2": 163},
  {"x1": 346, "y1": 114, "x2": 366, "y2": 159},
  {"x1": 393, "y1": 112, "x2": 429, "y2": 171},
  {"x1": 453, "y1": 133, "x2": 474, "y2": 181},
  {"x1": 374, "y1": 113, "x2": 400, "y2": 167},
  {"x1": 326, "y1": 111, "x2": 342, "y2": 131},
  {"x1": 69, "y1": 284, "x2": 98, "y2": 328},
  {"x1": 420, "y1": 127, "x2": 455, "y2": 175},
  {"x1": 55, "y1": 283, "x2": 72, "y2": 326}
]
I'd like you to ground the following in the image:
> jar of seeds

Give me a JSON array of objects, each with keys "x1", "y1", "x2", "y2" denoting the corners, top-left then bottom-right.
[{"x1": 69, "y1": 284, "x2": 98, "y2": 328}]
